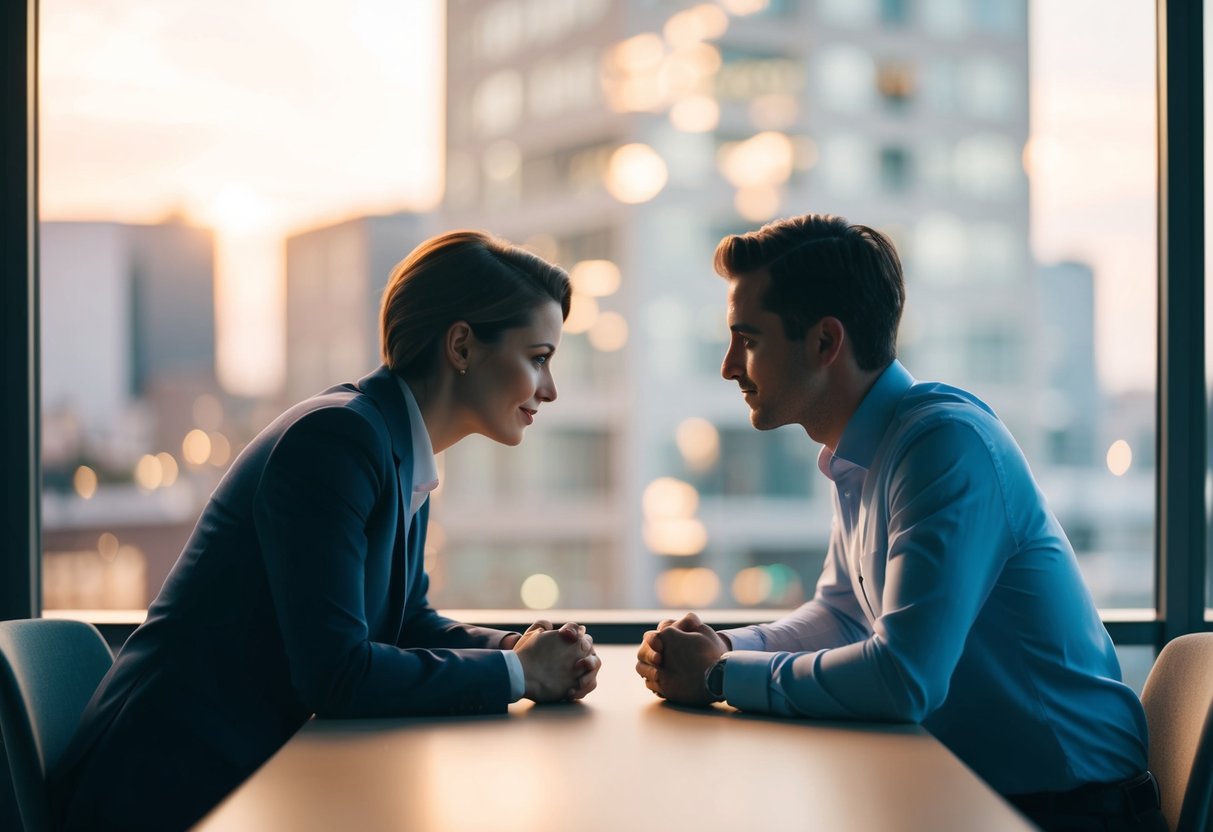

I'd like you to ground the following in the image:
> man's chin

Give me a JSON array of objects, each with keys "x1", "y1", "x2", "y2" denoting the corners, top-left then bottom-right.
[{"x1": 748, "y1": 409, "x2": 779, "y2": 431}]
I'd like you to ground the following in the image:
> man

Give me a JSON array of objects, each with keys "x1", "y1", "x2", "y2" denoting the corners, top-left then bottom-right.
[{"x1": 635, "y1": 214, "x2": 1165, "y2": 831}]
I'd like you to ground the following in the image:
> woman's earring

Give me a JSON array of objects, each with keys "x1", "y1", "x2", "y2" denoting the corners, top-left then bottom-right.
[{"x1": 459, "y1": 369, "x2": 467, "y2": 376}]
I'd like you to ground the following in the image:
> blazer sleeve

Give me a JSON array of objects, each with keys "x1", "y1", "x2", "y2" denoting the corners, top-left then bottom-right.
[{"x1": 253, "y1": 406, "x2": 513, "y2": 717}]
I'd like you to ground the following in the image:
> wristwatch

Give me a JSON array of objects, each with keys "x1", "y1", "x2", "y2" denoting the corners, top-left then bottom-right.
[{"x1": 704, "y1": 656, "x2": 728, "y2": 702}]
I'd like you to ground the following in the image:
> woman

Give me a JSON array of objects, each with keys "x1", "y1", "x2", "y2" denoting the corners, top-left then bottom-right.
[{"x1": 53, "y1": 231, "x2": 601, "y2": 831}]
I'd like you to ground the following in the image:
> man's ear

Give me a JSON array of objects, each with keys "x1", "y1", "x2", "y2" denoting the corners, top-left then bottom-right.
[
  {"x1": 444, "y1": 321, "x2": 473, "y2": 372},
  {"x1": 808, "y1": 317, "x2": 846, "y2": 367}
]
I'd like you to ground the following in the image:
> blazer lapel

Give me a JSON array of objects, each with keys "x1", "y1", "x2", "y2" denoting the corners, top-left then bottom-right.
[{"x1": 356, "y1": 365, "x2": 415, "y2": 641}]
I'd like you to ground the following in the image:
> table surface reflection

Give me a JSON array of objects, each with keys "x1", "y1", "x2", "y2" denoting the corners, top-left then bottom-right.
[{"x1": 194, "y1": 645, "x2": 1035, "y2": 832}]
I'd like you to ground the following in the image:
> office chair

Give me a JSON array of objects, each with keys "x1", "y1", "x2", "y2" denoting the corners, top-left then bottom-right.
[
  {"x1": 0, "y1": 619, "x2": 113, "y2": 832},
  {"x1": 1141, "y1": 632, "x2": 1213, "y2": 832}
]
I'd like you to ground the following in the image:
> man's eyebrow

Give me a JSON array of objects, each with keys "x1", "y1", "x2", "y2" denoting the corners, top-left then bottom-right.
[{"x1": 729, "y1": 324, "x2": 760, "y2": 335}]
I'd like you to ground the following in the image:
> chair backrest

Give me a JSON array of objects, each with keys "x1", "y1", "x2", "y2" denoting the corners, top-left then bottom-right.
[
  {"x1": 0, "y1": 619, "x2": 113, "y2": 832},
  {"x1": 1141, "y1": 632, "x2": 1213, "y2": 832}
]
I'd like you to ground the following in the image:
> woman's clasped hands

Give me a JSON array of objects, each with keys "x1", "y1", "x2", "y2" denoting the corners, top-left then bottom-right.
[{"x1": 509, "y1": 621, "x2": 600, "y2": 703}]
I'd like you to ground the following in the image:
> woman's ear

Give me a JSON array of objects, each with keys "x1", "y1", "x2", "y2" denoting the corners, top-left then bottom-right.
[{"x1": 444, "y1": 321, "x2": 473, "y2": 373}]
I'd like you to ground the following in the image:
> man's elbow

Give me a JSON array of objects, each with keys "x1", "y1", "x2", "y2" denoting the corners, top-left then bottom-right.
[
  {"x1": 872, "y1": 655, "x2": 948, "y2": 723},
  {"x1": 291, "y1": 645, "x2": 369, "y2": 716}
]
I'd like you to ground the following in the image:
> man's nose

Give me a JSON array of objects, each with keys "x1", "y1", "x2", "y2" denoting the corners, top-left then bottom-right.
[{"x1": 721, "y1": 342, "x2": 741, "y2": 381}]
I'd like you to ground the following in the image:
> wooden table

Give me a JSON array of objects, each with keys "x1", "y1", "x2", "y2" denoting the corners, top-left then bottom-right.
[{"x1": 195, "y1": 645, "x2": 1035, "y2": 831}]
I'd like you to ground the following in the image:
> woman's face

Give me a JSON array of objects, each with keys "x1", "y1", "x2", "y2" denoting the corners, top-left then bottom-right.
[{"x1": 461, "y1": 300, "x2": 563, "y2": 446}]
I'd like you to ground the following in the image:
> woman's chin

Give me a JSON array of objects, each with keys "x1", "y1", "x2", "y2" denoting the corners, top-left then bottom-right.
[{"x1": 482, "y1": 427, "x2": 525, "y2": 446}]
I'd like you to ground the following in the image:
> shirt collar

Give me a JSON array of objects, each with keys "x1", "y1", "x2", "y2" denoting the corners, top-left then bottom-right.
[
  {"x1": 826, "y1": 360, "x2": 915, "y2": 474},
  {"x1": 394, "y1": 376, "x2": 440, "y2": 494}
]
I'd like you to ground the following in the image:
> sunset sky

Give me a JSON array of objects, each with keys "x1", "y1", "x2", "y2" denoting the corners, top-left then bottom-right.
[{"x1": 38, "y1": 0, "x2": 1158, "y2": 396}]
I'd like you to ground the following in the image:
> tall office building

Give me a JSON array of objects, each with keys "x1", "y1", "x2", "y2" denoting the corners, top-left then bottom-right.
[
  {"x1": 434, "y1": 0, "x2": 1033, "y2": 610},
  {"x1": 284, "y1": 213, "x2": 427, "y2": 406},
  {"x1": 1036, "y1": 260, "x2": 1100, "y2": 467},
  {"x1": 41, "y1": 219, "x2": 217, "y2": 463}
]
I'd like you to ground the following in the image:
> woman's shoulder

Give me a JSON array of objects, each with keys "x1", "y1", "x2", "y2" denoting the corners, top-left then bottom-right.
[{"x1": 279, "y1": 387, "x2": 393, "y2": 448}]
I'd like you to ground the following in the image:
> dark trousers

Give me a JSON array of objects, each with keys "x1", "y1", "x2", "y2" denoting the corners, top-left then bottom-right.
[{"x1": 1006, "y1": 772, "x2": 1169, "y2": 832}]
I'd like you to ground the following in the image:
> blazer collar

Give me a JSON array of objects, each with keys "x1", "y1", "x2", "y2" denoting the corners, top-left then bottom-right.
[{"x1": 356, "y1": 365, "x2": 415, "y2": 470}]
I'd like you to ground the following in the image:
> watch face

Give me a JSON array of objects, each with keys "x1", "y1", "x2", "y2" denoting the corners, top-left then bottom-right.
[{"x1": 707, "y1": 659, "x2": 726, "y2": 699}]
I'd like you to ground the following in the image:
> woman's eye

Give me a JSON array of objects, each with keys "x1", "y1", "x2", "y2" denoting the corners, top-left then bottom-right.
[{"x1": 533, "y1": 354, "x2": 548, "y2": 366}]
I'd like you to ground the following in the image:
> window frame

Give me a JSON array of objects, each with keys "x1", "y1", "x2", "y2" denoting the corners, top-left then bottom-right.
[{"x1": 1, "y1": 0, "x2": 1207, "y2": 650}]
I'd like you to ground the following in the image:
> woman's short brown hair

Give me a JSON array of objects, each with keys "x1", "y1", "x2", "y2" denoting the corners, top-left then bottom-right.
[
  {"x1": 380, "y1": 230, "x2": 571, "y2": 379},
  {"x1": 714, "y1": 214, "x2": 905, "y2": 371}
]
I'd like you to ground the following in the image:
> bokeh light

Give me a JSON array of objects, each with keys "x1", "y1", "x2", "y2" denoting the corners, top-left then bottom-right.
[
  {"x1": 719, "y1": 0, "x2": 770, "y2": 16},
  {"x1": 1106, "y1": 440, "x2": 1132, "y2": 476},
  {"x1": 643, "y1": 477, "x2": 700, "y2": 518},
  {"x1": 675, "y1": 417, "x2": 720, "y2": 472},
  {"x1": 73, "y1": 465, "x2": 98, "y2": 500},
  {"x1": 602, "y1": 33, "x2": 666, "y2": 112},
  {"x1": 732, "y1": 566, "x2": 774, "y2": 605},
  {"x1": 156, "y1": 452, "x2": 179, "y2": 486},
  {"x1": 610, "y1": 32, "x2": 665, "y2": 74},
  {"x1": 735, "y1": 184, "x2": 781, "y2": 221},
  {"x1": 134, "y1": 454, "x2": 163, "y2": 491},
  {"x1": 604, "y1": 143, "x2": 668, "y2": 204},
  {"x1": 182, "y1": 429, "x2": 212, "y2": 465},
  {"x1": 588, "y1": 311, "x2": 629, "y2": 351},
  {"x1": 655, "y1": 566, "x2": 721, "y2": 606},
  {"x1": 570, "y1": 259, "x2": 622, "y2": 297},
  {"x1": 208, "y1": 432, "x2": 232, "y2": 467},
  {"x1": 644, "y1": 517, "x2": 709, "y2": 556},
  {"x1": 565, "y1": 294, "x2": 600, "y2": 334},
  {"x1": 663, "y1": 4, "x2": 728, "y2": 48},
  {"x1": 670, "y1": 95, "x2": 720, "y2": 132},
  {"x1": 521, "y1": 573, "x2": 560, "y2": 610},
  {"x1": 718, "y1": 131, "x2": 795, "y2": 188},
  {"x1": 661, "y1": 43, "x2": 721, "y2": 98}
]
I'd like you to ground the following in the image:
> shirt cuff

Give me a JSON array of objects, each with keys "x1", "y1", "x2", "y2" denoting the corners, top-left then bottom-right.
[
  {"x1": 719, "y1": 626, "x2": 765, "y2": 652},
  {"x1": 501, "y1": 649, "x2": 526, "y2": 702},
  {"x1": 720, "y1": 650, "x2": 777, "y2": 713}
]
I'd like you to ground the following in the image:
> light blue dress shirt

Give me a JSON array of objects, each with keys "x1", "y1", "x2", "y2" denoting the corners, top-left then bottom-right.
[
  {"x1": 719, "y1": 360, "x2": 1148, "y2": 795},
  {"x1": 396, "y1": 377, "x2": 526, "y2": 701}
]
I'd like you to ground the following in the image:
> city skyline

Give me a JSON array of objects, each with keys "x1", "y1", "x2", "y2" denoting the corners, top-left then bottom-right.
[
  {"x1": 38, "y1": 0, "x2": 1157, "y2": 397},
  {"x1": 37, "y1": 0, "x2": 1160, "y2": 617}
]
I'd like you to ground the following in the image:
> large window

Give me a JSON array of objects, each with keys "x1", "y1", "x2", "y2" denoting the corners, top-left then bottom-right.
[{"x1": 22, "y1": 0, "x2": 1190, "y2": 638}]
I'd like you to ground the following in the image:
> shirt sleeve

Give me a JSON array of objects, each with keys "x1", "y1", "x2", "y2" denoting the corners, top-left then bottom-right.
[
  {"x1": 501, "y1": 650, "x2": 526, "y2": 702},
  {"x1": 722, "y1": 420, "x2": 1014, "y2": 722},
  {"x1": 720, "y1": 515, "x2": 871, "y2": 654}
]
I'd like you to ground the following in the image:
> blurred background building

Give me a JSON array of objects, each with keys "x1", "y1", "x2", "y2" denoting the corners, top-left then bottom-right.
[
  {"x1": 38, "y1": 0, "x2": 1157, "y2": 616},
  {"x1": 284, "y1": 213, "x2": 427, "y2": 405}
]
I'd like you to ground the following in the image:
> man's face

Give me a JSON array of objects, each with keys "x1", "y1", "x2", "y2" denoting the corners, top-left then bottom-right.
[{"x1": 720, "y1": 269, "x2": 814, "y2": 431}]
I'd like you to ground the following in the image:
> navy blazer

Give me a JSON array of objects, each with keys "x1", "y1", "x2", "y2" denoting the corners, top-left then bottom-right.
[{"x1": 54, "y1": 366, "x2": 516, "y2": 831}]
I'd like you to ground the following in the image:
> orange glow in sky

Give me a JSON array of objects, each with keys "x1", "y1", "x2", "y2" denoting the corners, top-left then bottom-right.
[{"x1": 39, "y1": 0, "x2": 444, "y2": 395}]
